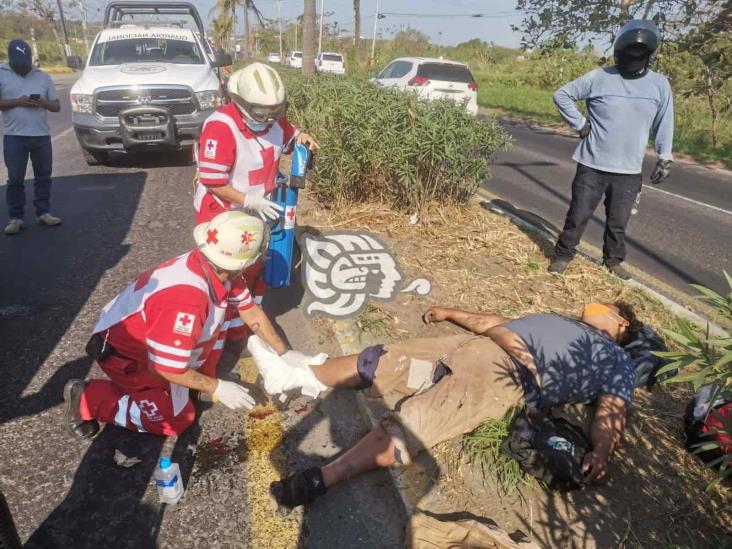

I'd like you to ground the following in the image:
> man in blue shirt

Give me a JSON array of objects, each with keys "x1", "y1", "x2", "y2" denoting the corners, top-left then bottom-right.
[
  {"x1": 0, "y1": 39, "x2": 61, "y2": 235},
  {"x1": 549, "y1": 20, "x2": 674, "y2": 280}
]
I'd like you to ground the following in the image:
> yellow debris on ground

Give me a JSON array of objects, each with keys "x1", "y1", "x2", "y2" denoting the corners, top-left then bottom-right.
[{"x1": 239, "y1": 357, "x2": 302, "y2": 548}]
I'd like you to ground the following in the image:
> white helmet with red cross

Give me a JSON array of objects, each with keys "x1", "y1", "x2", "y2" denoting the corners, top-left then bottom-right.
[
  {"x1": 194, "y1": 211, "x2": 269, "y2": 272},
  {"x1": 227, "y1": 62, "x2": 287, "y2": 124}
]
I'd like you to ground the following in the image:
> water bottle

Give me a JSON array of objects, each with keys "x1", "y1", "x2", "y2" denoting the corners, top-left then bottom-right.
[
  {"x1": 154, "y1": 457, "x2": 184, "y2": 505},
  {"x1": 289, "y1": 142, "x2": 310, "y2": 189}
]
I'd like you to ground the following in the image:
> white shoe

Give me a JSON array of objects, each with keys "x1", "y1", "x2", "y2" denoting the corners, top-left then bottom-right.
[
  {"x1": 4, "y1": 218, "x2": 24, "y2": 235},
  {"x1": 38, "y1": 213, "x2": 62, "y2": 226},
  {"x1": 246, "y1": 336, "x2": 329, "y2": 398}
]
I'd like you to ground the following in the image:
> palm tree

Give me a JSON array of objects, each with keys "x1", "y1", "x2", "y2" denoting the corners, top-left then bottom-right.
[
  {"x1": 209, "y1": 0, "x2": 265, "y2": 57},
  {"x1": 302, "y1": 0, "x2": 316, "y2": 74},
  {"x1": 353, "y1": 0, "x2": 360, "y2": 59}
]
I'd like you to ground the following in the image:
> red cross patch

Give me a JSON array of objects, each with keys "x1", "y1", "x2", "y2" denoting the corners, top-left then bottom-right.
[
  {"x1": 206, "y1": 229, "x2": 218, "y2": 245},
  {"x1": 247, "y1": 147, "x2": 277, "y2": 188},
  {"x1": 174, "y1": 312, "x2": 195, "y2": 335}
]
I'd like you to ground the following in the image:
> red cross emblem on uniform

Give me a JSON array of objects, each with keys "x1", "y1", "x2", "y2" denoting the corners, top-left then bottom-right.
[
  {"x1": 206, "y1": 229, "x2": 218, "y2": 244},
  {"x1": 247, "y1": 147, "x2": 276, "y2": 187},
  {"x1": 286, "y1": 208, "x2": 296, "y2": 221},
  {"x1": 241, "y1": 231, "x2": 254, "y2": 245},
  {"x1": 179, "y1": 314, "x2": 191, "y2": 326},
  {"x1": 138, "y1": 399, "x2": 159, "y2": 419}
]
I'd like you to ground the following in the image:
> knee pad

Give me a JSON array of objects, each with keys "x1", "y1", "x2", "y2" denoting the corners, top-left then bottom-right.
[{"x1": 356, "y1": 344, "x2": 385, "y2": 390}]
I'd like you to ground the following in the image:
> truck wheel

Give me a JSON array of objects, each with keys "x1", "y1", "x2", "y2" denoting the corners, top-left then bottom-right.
[{"x1": 82, "y1": 149, "x2": 107, "y2": 166}]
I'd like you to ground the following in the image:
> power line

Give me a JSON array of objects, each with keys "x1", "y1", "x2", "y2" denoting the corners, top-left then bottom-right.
[{"x1": 379, "y1": 12, "x2": 521, "y2": 19}]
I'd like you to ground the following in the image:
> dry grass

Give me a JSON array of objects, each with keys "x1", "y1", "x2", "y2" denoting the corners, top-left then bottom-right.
[
  {"x1": 298, "y1": 195, "x2": 731, "y2": 545},
  {"x1": 301, "y1": 199, "x2": 679, "y2": 337}
]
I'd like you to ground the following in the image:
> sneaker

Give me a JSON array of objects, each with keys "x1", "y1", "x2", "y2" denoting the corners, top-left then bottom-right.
[
  {"x1": 4, "y1": 218, "x2": 24, "y2": 235},
  {"x1": 38, "y1": 213, "x2": 62, "y2": 226},
  {"x1": 604, "y1": 262, "x2": 632, "y2": 281},
  {"x1": 270, "y1": 467, "x2": 327, "y2": 515},
  {"x1": 548, "y1": 257, "x2": 571, "y2": 274},
  {"x1": 63, "y1": 379, "x2": 100, "y2": 440}
]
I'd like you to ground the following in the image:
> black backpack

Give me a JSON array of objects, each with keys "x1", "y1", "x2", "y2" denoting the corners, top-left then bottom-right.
[{"x1": 502, "y1": 408, "x2": 592, "y2": 491}]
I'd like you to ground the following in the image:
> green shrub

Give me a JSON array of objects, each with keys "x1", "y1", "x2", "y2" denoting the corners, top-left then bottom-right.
[{"x1": 281, "y1": 70, "x2": 510, "y2": 212}]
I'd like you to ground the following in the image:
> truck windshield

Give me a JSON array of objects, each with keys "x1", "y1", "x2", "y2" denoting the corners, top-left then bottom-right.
[{"x1": 90, "y1": 37, "x2": 205, "y2": 65}]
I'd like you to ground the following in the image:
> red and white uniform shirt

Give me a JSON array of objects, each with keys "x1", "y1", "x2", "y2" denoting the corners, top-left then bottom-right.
[
  {"x1": 194, "y1": 102, "x2": 298, "y2": 224},
  {"x1": 93, "y1": 250, "x2": 254, "y2": 414}
]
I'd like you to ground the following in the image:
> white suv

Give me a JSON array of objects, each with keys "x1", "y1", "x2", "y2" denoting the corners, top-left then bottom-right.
[
  {"x1": 372, "y1": 57, "x2": 478, "y2": 115},
  {"x1": 286, "y1": 51, "x2": 303, "y2": 68},
  {"x1": 69, "y1": 1, "x2": 231, "y2": 165},
  {"x1": 316, "y1": 52, "x2": 345, "y2": 75}
]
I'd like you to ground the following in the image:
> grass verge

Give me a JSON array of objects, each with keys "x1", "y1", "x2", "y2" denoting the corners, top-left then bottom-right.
[{"x1": 462, "y1": 407, "x2": 531, "y2": 495}]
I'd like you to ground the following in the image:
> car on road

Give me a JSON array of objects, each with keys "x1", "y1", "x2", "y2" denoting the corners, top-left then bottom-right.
[
  {"x1": 69, "y1": 1, "x2": 232, "y2": 165},
  {"x1": 372, "y1": 57, "x2": 478, "y2": 115},
  {"x1": 286, "y1": 50, "x2": 303, "y2": 68},
  {"x1": 316, "y1": 52, "x2": 346, "y2": 75},
  {"x1": 267, "y1": 52, "x2": 282, "y2": 64}
]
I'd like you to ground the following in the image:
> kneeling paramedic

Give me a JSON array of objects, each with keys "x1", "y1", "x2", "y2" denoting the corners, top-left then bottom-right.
[
  {"x1": 63, "y1": 212, "x2": 292, "y2": 439},
  {"x1": 256, "y1": 302, "x2": 641, "y2": 510},
  {"x1": 193, "y1": 61, "x2": 319, "y2": 347}
]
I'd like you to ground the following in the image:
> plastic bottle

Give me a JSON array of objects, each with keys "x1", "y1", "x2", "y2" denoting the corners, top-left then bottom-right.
[
  {"x1": 154, "y1": 457, "x2": 184, "y2": 505},
  {"x1": 289, "y1": 142, "x2": 310, "y2": 188}
]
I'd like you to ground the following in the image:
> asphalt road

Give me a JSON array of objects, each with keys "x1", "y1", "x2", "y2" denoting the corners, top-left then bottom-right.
[
  {"x1": 485, "y1": 118, "x2": 732, "y2": 296},
  {"x1": 0, "y1": 73, "x2": 405, "y2": 548}
]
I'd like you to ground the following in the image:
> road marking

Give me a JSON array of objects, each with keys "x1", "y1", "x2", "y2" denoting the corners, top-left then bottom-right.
[
  {"x1": 52, "y1": 126, "x2": 74, "y2": 142},
  {"x1": 643, "y1": 185, "x2": 732, "y2": 216}
]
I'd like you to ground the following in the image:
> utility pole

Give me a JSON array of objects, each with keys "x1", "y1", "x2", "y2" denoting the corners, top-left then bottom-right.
[
  {"x1": 318, "y1": 0, "x2": 325, "y2": 54},
  {"x1": 30, "y1": 27, "x2": 38, "y2": 65},
  {"x1": 55, "y1": 0, "x2": 72, "y2": 57},
  {"x1": 370, "y1": 0, "x2": 379, "y2": 64},
  {"x1": 79, "y1": 0, "x2": 90, "y2": 53},
  {"x1": 295, "y1": 20, "x2": 298, "y2": 50},
  {"x1": 277, "y1": 0, "x2": 283, "y2": 61},
  {"x1": 244, "y1": 2, "x2": 251, "y2": 58}
]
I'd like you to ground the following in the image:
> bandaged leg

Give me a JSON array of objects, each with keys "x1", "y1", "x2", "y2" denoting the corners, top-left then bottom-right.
[{"x1": 247, "y1": 336, "x2": 329, "y2": 398}]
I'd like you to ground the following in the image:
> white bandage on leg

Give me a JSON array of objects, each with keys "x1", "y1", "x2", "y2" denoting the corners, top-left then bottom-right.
[{"x1": 246, "y1": 336, "x2": 329, "y2": 398}]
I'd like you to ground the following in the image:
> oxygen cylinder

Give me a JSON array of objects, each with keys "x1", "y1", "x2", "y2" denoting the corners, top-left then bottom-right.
[{"x1": 265, "y1": 173, "x2": 299, "y2": 288}]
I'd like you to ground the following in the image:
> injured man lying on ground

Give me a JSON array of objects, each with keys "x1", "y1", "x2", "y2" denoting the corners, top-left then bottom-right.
[{"x1": 247, "y1": 301, "x2": 643, "y2": 511}]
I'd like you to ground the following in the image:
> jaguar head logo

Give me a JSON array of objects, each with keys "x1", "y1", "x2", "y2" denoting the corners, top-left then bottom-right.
[{"x1": 300, "y1": 231, "x2": 430, "y2": 318}]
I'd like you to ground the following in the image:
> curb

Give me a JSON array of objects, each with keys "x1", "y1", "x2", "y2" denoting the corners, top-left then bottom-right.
[
  {"x1": 477, "y1": 189, "x2": 729, "y2": 338},
  {"x1": 328, "y1": 319, "x2": 417, "y2": 516}
]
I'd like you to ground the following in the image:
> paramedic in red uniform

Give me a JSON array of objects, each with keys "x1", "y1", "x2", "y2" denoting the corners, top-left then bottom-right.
[
  {"x1": 193, "y1": 62, "x2": 319, "y2": 349},
  {"x1": 62, "y1": 212, "x2": 290, "y2": 439}
]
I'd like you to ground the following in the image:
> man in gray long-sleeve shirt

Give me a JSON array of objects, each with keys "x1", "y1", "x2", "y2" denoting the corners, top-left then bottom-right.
[{"x1": 549, "y1": 20, "x2": 674, "y2": 280}]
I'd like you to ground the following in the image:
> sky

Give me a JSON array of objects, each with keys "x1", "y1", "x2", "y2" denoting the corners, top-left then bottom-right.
[
  {"x1": 75, "y1": 0, "x2": 525, "y2": 48},
  {"x1": 200, "y1": 0, "x2": 525, "y2": 48}
]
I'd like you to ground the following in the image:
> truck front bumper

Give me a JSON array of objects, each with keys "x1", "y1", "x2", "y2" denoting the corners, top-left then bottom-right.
[{"x1": 72, "y1": 109, "x2": 212, "y2": 152}]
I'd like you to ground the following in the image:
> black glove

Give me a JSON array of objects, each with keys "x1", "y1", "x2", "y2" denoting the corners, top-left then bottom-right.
[
  {"x1": 578, "y1": 121, "x2": 591, "y2": 139},
  {"x1": 650, "y1": 159, "x2": 672, "y2": 185}
]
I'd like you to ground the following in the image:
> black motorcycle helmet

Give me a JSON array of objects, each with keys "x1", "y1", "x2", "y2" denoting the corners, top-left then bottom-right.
[{"x1": 613, "y1": 19, "x2": 660, "y2": 79}]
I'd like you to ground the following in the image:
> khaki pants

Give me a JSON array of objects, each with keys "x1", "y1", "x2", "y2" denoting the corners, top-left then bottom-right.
[
  {"x1": 408, "y1": 512, "x2": 539, "y2": 549},
  {"x1": 370, "y1": 336, "x2": 525, "y2": 461}
]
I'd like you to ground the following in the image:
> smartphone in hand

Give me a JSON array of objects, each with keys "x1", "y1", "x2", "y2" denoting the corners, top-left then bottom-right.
[{"x1": 29, "y1": 94, "x2": 41, "y2": 101}]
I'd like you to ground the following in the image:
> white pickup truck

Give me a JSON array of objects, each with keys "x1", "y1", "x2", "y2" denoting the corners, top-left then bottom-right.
[{"x1": 70, "y1": 2, "x2": 231, "y2": 165}]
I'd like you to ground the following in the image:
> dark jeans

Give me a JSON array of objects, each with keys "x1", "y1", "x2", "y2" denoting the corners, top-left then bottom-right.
[
  {"x1": 554, "y1": 163, "x2": 641, "y2": 265},
  {"x1": 3, "y1": 134, "x2": 53, "y2": 219}
]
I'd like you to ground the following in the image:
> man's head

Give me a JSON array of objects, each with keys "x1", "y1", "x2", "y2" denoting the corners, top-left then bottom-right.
[
  {"x1": 7, "y1": 39, "x2": 33, "y2": 77},
  {"x1": 193, "y1": 211, "x2": 269, "y2": 280},
  {"x1": 581, "y1": 301, "x2": 641, "y2": 344},
  {"x1": 613, "y1": 19, "x2": 660, "y2": 79},
  {"x1": 227, "y1": 62, "x2": 287, "y2": 132}
]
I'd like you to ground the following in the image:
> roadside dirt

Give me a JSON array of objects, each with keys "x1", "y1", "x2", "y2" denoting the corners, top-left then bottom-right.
[{"x1": 299, "y1": 196, "x2": 731, "y2": 548}]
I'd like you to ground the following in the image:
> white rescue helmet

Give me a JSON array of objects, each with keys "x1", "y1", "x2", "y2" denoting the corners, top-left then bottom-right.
[
  {"x1": 227, "y1": 62, "x2": 287, "y2": 123},
  {"x1": 194, "y1": 211, "x2": 269, "y2": 272}
]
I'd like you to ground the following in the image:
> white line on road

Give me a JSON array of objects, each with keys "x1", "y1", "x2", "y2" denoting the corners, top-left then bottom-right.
[
  {"x1": 52, "y1": 126, "x2": 74, "y2": 142},
  {"x1": 643, "y1": 185, "x2": 732, "y2": 216}
]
